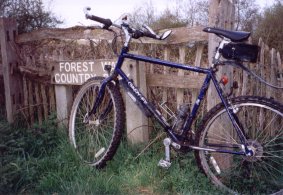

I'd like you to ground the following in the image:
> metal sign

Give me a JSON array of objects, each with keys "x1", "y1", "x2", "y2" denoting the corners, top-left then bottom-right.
[{"x1": 51, "y1": 59, "x2": 116, "y2": 85}]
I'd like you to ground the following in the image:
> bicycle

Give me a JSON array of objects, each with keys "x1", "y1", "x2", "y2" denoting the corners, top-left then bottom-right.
[{"x1": 69, "y1": 7, "x2": 283, "y2": 194}]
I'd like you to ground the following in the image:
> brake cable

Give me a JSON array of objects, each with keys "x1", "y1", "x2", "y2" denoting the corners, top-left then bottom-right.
[{"x1": 223, "y1": 60, "x2": 283, "y2": 89}]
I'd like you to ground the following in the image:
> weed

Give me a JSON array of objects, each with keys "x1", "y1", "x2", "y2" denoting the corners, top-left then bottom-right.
[{"x1": 0, "y1": 115, "x2": 222, "y2": 194}]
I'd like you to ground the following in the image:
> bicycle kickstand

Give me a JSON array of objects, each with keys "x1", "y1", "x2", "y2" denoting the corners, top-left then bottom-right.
[{"x1": 158, "y1": 138, "x2": 173, "y2": 169}]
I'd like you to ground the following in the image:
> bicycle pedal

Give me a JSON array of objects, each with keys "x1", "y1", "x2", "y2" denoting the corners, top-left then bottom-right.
[{"x1": 158, "y1": 159, "x2": 171, "y2": 169}]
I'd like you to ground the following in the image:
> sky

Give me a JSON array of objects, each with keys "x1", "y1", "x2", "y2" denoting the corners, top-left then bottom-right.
[{"x1": 43, "y1": 0, "x2": 276, "y2": 28}]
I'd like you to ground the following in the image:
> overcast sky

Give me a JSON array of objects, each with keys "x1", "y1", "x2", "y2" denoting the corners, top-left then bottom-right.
[{"x1": 43, "y1": 0, "x2": 276, "y2": 28}]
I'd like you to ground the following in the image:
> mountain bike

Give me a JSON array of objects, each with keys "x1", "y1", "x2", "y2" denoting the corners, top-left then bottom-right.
[{"x1": 69, "y1": 7, "x2": 283, "y2": 194}]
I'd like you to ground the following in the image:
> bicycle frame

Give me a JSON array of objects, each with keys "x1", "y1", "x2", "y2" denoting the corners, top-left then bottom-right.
[{"x1": 89, "y1": 46, "x2": 249, "y2": 156}]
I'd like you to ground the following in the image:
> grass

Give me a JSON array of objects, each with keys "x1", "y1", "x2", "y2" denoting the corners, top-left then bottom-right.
[{"x1": 0, "y1": 115, "x2": 222, "y2": 195}]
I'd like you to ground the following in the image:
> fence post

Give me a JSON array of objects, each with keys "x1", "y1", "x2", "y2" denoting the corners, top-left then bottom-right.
[
  {"x1": 206, "y1": 0, "x2": 235, "y2": 170},
  {"x1": 277, "y1": 52, "x2": 283, "y2": 102},
  {"x1": 124, "y1": 59, "x2": 149, "y2": 144},
  {"x1": 0, "y1": 18, "x2": 23, "y2": 123},
  {"x1": 55, "y1": 85, "x2": 73, "y2": 127},
  {"x1": 54, "y1": 49, "x2": 73, "y2": 127},
  {"x1": 207, "y1": 0, "x2": 235, "y2": 110}
]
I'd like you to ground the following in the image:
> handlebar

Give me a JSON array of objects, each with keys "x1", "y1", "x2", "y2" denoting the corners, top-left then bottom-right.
[
  {"x1": 84, "y1": 7, "x2": 112, "y2": 29},
  {"x1": 83, "y1": 6, "x2": 172, "y2": 41}
]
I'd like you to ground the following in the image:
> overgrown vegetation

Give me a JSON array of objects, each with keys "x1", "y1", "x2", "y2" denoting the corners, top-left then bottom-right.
[
  {"x1": 254, "y1": 1, "x2": 283, "y2": 54},
  {"x1": 130, "y1": 0, "x2": 283, "y2": 54},
  {"x1": 0, "y1": 115, "x2": 221, "y2": 194},
  {"x1": 0, "y1": 0, "x2": 62, "y2": 33}
]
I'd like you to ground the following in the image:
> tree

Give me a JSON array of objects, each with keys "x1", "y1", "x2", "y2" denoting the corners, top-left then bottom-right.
[
  {"x1": 129, "y1": 0, "x2": 208, "y2": 30},
  {"x1": 0, "y1": 0, "x2": 62, "y2": 33},
  {"x1": 151, "y1": 8, "x2": 187, "y2": 29},
  {"x1": 254, "y1": 1, "x2": 283, "y2": 54},
  {"x1": 177, "y1": 0, "x2": 208, "y2": 27},
  {"x1": 234, "y1": 0, "x2": 260, "y2": 32}
]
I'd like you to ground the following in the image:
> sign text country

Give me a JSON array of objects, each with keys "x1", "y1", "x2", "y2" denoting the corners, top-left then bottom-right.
[
  {"x1": 52, "y1": 60, "x2": 116, "y2": 85},
  {"x1": 54, "y1": 73, "x2": 96, "y2": 84}
]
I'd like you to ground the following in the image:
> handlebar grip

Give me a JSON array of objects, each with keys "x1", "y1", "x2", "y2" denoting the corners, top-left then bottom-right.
[{"x1": 86, "y1": 14, "x2": 112, "y2": 28}]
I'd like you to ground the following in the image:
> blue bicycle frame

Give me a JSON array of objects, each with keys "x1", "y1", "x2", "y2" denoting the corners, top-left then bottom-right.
[{"x1": 89, "y1": 46, "x2": 249, "y2": 156}]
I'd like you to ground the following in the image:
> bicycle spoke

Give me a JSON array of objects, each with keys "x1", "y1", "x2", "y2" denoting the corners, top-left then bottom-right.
[
  {"x1": 197, "y1": 98, "x2": 283, "y2": 194},
  {"x1": 260, "y1": 114, "x2": 280, "y2": 143}
]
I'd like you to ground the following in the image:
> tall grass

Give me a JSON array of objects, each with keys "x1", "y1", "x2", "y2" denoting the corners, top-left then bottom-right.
[{"x1": 0, "y1": 115, "x2": 221, "y2": 194}]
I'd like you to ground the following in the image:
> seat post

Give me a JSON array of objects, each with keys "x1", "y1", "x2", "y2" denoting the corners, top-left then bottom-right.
[{"x1": 212, "y1": 38, "x2": 230, "y2": 67}]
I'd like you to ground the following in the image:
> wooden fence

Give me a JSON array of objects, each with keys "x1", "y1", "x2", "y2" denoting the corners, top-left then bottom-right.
[{"x1": 0, "y1": 1, "x2": 282, "y2": 143}]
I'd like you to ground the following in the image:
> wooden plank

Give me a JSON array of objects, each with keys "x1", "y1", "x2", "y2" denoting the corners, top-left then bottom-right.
[
  {"x1": 16, "y1": 26, "x2": 208, "y2": 45},
  {"x1": 277, "y1": 52, "x2": 283, "y2": 102},
  {"x1": 192, "y1": 44, "x2": 205, "y2": 112},
  {"x1": 0, "y1": 18, "x2": 23, "y2": 123},
  {"x1": 41, "y1": 84, "x2": 48, "y2": 121},
  {"x1": 55, "y1": 85, "x2": 72, "y2": 127},
  {"x1": 28, "y1": 80, "x2": 35, "y2": 124},
  {"x1": 54, "y1": 49, "x2": 73, "y2": 127},
  {"x1": 23, "y1": 77, "x2": 29, "y2": 122},
  {"x1": 269, "y1": 48, "x2": 277, "y2": 98},
  {"x1": 194, "y1": 45, "x2": 205, "y2": 72},
  {"x1": 162, "y1": 47, "x2": 170, "y2": 118},
  {"x1": 124, "y1": 59, "x2": 149, "y2": 144},
  {"x1": 49, "y1": 86, "x2": 56, "y2": 113},
  {"x1": 206, "y1": 0, "x2": 235, "y2": 110},
  {"x1": 177, "y1": 47, "x2": 186, "y2": 107},
  {"x1": 147, "y1": 74, "x2": 205, "y2": 89},
  {"x1": 19, "y1": 66, "x2": 50, "y2": 83},
  {"x1": 260, "y1": 40, "x2": 266, "y2": 96},
  {"x1": 35, "y1": 83, "x2": 43, "y2": 125}
]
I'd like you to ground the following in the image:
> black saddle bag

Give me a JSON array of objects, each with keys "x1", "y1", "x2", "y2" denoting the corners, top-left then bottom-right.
[{"x1": 220, "y1": 43, "x2": 260, "y2": 63}]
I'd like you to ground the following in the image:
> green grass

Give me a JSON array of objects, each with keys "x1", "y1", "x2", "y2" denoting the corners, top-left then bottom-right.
[{"x1": 0, "y1": 115, "x2": 222, "y2": 195}]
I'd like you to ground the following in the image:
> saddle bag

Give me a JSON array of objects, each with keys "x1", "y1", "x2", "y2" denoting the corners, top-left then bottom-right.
[{"x1": 220, "y1": 43, "x2": 260, "y2": 63}]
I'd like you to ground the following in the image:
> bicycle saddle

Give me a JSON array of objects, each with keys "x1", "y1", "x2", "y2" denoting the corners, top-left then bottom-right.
[{"x1": 203, "y1": 27, "x2": 250, "y2": 42}]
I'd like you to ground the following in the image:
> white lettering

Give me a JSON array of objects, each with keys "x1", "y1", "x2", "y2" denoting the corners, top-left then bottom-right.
[
  {"x1": 89, "y1": 62, "x2": 94, "y2": 72},
  {"x1": 78, "y1": 74, "x2": 84, "y2": 83},
  {"x1": 127, "y1": 81, "x2": 148, "y2": 104},
  {"x1": 71, "y1": 62, "x2": 77, "y2": 72},
  {"x1": 55, "y1": 74, "x2": 60, "y2": 83},
  {"x1": 66, "y1": 74, "x2": 72, "y2": 83},
  {"x1": 61, "y1": 74, "x2": 66, "y2": 83},
  {"x1": 65, "y1": 62, "x2": 70, "y2": 72},
  {"x1": 83, "y1": 62, "x2": 88, "y2": 72},
  {"x1": 72, "y1": 74, "x2": 78, "y2": 83},
  {"x1": 54, "y1": 73, "x2": 97, "y2": 84},
  {"x1": 85, "y1": 74, "x2": 90, "y2": 81},
  {"x1": 56, "y1": 60, "x2": 116, "y2": 85},
  {"x1": 59, "y1": 62, "x2": 65, "y2": 72}
]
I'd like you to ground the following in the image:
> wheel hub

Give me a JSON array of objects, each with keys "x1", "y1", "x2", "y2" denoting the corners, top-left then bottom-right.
[{"x1": 244, "y1": 139, "x2": 264, "y2": 162}]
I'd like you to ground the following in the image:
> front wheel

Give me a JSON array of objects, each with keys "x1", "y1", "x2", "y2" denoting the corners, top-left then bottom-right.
[
  {"x1": 195, "y1": 96, "x2": 283, "y2": 194},
  {"x1": 69, "y1": 77, "x2": 125, "y2": 168}
]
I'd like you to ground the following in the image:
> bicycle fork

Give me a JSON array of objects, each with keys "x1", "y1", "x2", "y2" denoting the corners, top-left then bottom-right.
[{"x1": 84, "y1": 76, "x2": 113, "y2": 123}]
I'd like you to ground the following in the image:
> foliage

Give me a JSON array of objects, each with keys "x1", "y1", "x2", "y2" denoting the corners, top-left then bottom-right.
[
  {"x1": 0, "y1": 115, "x2": 60, "y2": 193},
  {"x1": 254, "y1": 1, "x2": 283, "y2": 54},
  {"x1": 129, "y1": 0, "x2": 208, "y2": 30},
  {"x1": 0, "y1": 0, "x2": 62, "y2": 33},
  {"x1": 0, "y1": 115, "x2": 221, "y2": 194},
  {"x1": 234, "y1": 0, "x2": 260, "y2": 31},
  {"x1": 151, "y1": 8, "x2": 187, "y2": 30}
]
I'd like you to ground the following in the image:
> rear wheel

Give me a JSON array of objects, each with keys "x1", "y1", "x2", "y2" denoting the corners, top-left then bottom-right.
[
  {"x1": 69, "y1": 77, "x2": 125, "y2": 168},
  {"x1": 195, "y1": 96, "x2": 283, "y2": 194}
]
